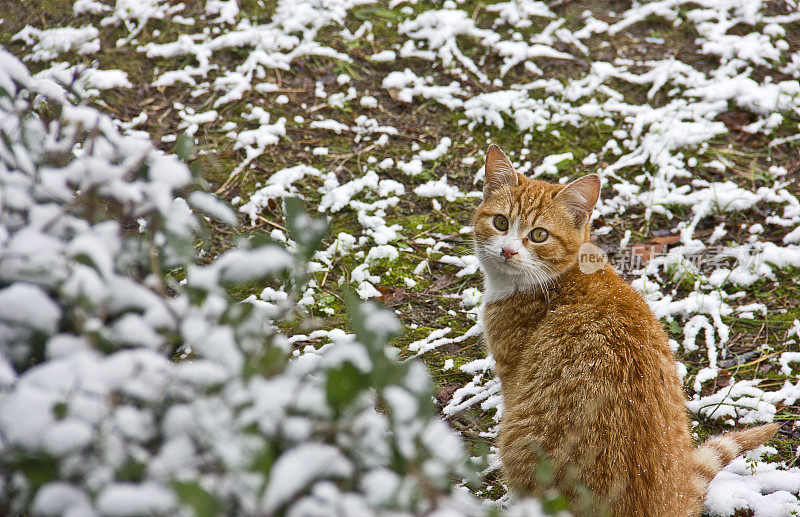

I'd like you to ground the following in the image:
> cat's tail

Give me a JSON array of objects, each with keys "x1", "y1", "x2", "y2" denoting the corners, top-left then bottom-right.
[{"x1": 692, "y1": 423, "x2": 780, "y2": 486}]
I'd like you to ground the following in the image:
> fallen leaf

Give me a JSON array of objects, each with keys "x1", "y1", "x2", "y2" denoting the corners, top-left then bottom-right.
[
  {"x1": 436, "y1": 384, "x2": 459, "y2": 405},
  {"x1": 648, "y1": 235, "x2": 681, "y2": 246},
  {"x1": 428, "y1": 273, "x2": 455, "y2": 292},
  {"x1": 630, "y1": 243, "x2": 664, "y2": 262},
  {"x1": 718, "y1": 110, "x2": 756, "y2": 130},
  {"x1": 376, "y1": 286, "x2": 407, "y2": 307}
]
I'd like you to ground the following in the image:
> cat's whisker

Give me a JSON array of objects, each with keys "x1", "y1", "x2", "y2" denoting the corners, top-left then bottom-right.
[
  {"x1": 529, "y1": 268, "x2": 545, "y2": 304},
  {"x1": 534, "y1": 266, "x2": 553, "y2": 306}
]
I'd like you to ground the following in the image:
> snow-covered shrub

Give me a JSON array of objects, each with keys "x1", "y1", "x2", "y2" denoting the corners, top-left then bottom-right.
[{"x1": 0, "y1": 49, "x2": 504, "y2": 516}]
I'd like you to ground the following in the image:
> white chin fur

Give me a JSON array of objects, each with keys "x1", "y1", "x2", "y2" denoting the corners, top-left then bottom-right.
[{"x1": 476, "y1": 250, "x2": 552, "y2": 306}]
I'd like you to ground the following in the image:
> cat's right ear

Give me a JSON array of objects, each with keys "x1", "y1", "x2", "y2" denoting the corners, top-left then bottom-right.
[{"x1": 483, "y1": 145, "x2": 519, "y2": 198}]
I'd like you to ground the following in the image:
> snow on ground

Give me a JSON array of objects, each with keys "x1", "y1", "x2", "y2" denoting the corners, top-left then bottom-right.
[{"x1": 2, "y1": 0, "x2": 800, "y2": 513}]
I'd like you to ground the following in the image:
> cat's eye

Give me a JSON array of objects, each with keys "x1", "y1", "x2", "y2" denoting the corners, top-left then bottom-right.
[
  {"x1": 529, "y1": 227, "x2": 549, "y2": 242},
  {"x1": 493, "y1": 215, "x2": 509, "y2": 231}
]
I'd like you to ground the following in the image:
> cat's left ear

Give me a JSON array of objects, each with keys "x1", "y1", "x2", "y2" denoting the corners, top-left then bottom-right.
[
  {"x1": 554, "y1": 174, "x2": 601, "y2": 228},
  {"x1": 483, "y1": 145, "x2": 521, "y2": 198}
]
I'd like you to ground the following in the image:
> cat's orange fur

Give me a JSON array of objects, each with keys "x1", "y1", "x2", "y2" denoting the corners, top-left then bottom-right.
[{"x1": 474, "y1": 145, "x2": 779, "y2": 516}]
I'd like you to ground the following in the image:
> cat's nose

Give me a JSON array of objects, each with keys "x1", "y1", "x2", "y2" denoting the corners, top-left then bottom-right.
[{"x1": 501, "y1": 247, "x2": 518, "y2": 260}]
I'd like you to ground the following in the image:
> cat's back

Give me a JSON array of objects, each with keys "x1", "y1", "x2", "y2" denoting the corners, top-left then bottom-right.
[
  {"x1": 542, "y1": 265, "x2": 670, "y2": 358},
  {"x1": 509, "y1": 265, "x2": 684, "y2": 431},
  {"x1": 484, "y1": 264, "x2": 671, "y2": 372},
  {"x1": 486, "y1": 265, "x2": 694, "y2": 513}
]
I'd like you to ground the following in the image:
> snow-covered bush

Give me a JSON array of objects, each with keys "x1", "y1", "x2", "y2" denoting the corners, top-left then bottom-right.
[{"x1": 0, "y1": 49, "x2": 502, "y2": 516}]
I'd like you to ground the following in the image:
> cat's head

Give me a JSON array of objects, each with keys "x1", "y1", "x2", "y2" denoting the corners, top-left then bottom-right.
[{"x1": 472, "y1": 145, "x2": 600, "y2": 298}]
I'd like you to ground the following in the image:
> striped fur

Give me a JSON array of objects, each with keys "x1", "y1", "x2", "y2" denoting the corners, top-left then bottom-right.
[{"x1": 692, "y1": 424, "x2": 781, "y2": 487}]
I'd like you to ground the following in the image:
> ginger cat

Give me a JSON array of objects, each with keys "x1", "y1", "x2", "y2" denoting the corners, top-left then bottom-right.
[{"x1": 474, "y1": 145, "x2": 779, "y2": 516}]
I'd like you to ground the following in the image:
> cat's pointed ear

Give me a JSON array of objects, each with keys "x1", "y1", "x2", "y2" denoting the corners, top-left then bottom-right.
[
  {"x1": 555, "y1": 174, "x2": 601, "y2": 228},
  {"x1": 483, "y1": 145, "x2": 520, "y2": 198}
]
